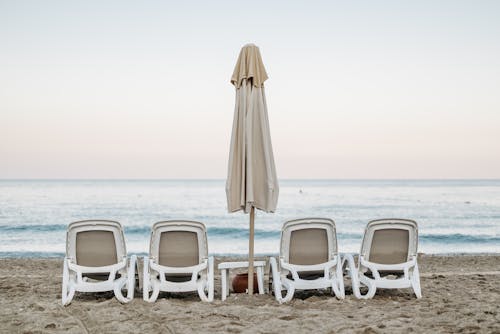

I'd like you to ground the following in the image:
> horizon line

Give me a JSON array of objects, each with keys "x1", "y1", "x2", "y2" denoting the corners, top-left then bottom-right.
[{"x1": 1, "y1": 178, "x2": 500, "y2": 181}]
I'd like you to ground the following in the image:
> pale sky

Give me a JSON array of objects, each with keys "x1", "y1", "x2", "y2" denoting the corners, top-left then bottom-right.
[{"x1": 1, "y1": 0, "x2": 499, "y2": 179}]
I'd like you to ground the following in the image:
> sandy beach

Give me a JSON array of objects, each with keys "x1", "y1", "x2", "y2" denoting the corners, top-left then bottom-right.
[{"x1": 0, "y1": 255, "x2": 499, "y2": 333}]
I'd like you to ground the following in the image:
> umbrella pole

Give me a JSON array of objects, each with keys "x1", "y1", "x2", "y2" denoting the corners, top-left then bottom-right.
[{"x1": 248, "y1": 206, "x2": 255, "y2": 295}]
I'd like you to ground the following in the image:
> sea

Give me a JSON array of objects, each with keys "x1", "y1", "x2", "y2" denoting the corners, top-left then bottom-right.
[{"x1": 1, "y1": 179, "x2": 499, "y2": 257}]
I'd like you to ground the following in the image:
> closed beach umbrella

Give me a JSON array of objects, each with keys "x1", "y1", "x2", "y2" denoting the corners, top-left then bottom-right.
[{"x1": 226, "y1": 44, "x2": 279, "y2": 294}]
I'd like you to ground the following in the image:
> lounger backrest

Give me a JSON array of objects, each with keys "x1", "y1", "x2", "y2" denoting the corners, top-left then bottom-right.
[
  {"x1": 159, "y1": 231, "x2": 199, "y2": 267},
  {"x1": 360, "y1": 219, "x2": 418, "y2": 264},
  {"x1": 281, "y1": 218, "x2": 337, "y2": 265},
  {"x1": 76, "y1": 230, "x2": 117, "y2": 266},
  {"x1": 150, "y1": 220, "x2": 207, "y2": 267},
  {"x1": 66, "y1": 220, "x2": 126, "y2": 266}
]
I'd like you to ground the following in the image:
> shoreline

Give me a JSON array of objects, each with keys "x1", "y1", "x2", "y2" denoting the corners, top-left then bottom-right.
[
  {"x1": 2, "y1": 251, "x2": 500, "y2": 259},
  {"x1": 1, "y1": 255, "x2": 499, "y2": 333}
]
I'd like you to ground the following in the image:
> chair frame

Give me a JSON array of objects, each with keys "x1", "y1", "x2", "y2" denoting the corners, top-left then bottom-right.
[
  {"x1": 143, "y1": 220, "x2": 214, "y2": 302},
  {"x1": 62, "y1": 220, "x2": 137, "y2": 306},
  {"x1": 269, "y1": 218, "x2": 345, "y2": 303},
  {"x1": 343, "y1": 218, "x2": 422, "y2": 299}
]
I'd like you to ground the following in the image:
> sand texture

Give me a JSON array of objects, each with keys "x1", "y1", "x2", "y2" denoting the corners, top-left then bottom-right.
[{"x1": 1, "y1": 255, "x2": 499, "y2": 333}]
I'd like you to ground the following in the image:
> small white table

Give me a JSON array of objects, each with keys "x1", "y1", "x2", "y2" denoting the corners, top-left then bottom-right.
[{"x1": 218, "y1": 261, "x2": 266, "y2": 301}]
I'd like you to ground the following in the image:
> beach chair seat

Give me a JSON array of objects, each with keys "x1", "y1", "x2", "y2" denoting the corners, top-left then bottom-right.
[
  {"x1": 143, "y1": 220, "x2": 214, "y2": 302},
  {"x1": 343, "y1": 219, "x2": 422, "y2": 299},
  {"x1": 269, "y1": 218, "x2": 345, "y2": 303},
  {"x1": 61, "y1": 220, "x2": 137, "y2": 305}
]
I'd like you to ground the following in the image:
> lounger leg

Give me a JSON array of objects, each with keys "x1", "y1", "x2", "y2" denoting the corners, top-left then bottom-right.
[
  {"x1": 342, "y1": 253, "x2": 362, "y2": 298},
  {"x1": 198, "y1": 281, "x2": 208, "y2": 302},
  {"x1": 207, "y1": 257, "x2": 214, "y2": 302},
  {"x1": 281, "y1": 280, "x2": 295, "y2": 303},
  {"x1": 269, "y1": 257, "x2": 281, "y2": 301},
  {"x1": 197, "y1": 258, "x2": 214, "y2": 302},
  {"x1": 142, "y1": 256, "x2": 159, "y2": 302},
  {"x1": 343, "y1": 253, "x2": 375, "y2": 299},
  {"x1": 126, "y1": 255, "x2": 137, "y2": 300},
  {"x1": 411, "y1": 261, "x2": 422, "y2": 299},
  {"x1": 136, "y1": 256, "x2": 142, "y2": 291},
  {"x1": 62, "y1": 259, "x2": 75, "y2": 306},
  {"x1": 270, "y1": 257, "x2": 294, "y2": 303},
  {"x1": 257, "y1": 267, "x2": 264, "y2": 294},
  {"x1": 114, "y1": 277, "x2": 130, "y2": 303},
  {"x1": 150, "y1": 280, "x2": 160, "y2": 302},
  {"x1": 142, "y1": 256, "x2": 149, "y2": 301},
  {"x1": 359, "y1": 275, "x2": 376, "y2": 299},
  {"x1": 332, "y1": 259, "x2": 345, "y2": 299}
]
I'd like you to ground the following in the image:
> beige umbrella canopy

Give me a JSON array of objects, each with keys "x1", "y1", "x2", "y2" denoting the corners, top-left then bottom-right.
[{"x1": 226, "y1": 44, "x2": 279, "y2": 294}]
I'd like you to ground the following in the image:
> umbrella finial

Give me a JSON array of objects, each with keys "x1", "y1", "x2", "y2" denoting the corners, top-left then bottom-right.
[{"x1": 230, "y1": 44, "x2": 268, "y2": 88}]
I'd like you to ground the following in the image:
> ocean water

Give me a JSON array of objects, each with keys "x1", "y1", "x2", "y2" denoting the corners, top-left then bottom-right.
[{"x1": 0, "y1": 179, "x2": 499, "y2": 257}]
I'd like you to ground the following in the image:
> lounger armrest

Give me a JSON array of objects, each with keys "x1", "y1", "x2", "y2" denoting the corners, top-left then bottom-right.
[
  {"x1": 67, "y1": 258, "x2": 128, "y2": 283},
  {"x1": 360, "y1": 256, "x2": 417, "y2": 280},
  {"x1": 67, "y1": 258, "x2": 127, "y2": 274},
  {"x1": 280, "y1": 257, "x2": 339, "y2": 281},
  {"x1": 149, "y1": 260, "x2": 207, "y2": 274},
  {"x1": 149, "y1": 259, "x2": 209, "y2": 284}
]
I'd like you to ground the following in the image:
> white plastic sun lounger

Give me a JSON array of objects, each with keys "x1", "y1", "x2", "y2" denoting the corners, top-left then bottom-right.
[
  {"x1": 269, "y1": 218, "x2": 345, "y2": 303},
  {"x1": 343, "y1": 218, "x2": 422, "y2": 299},
  {"x1": 62, "y1": 220, "x2": 137, "y2": 306},
  {"x1": 143, "y1": 220, "x2": 214, "y2": 302}
]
